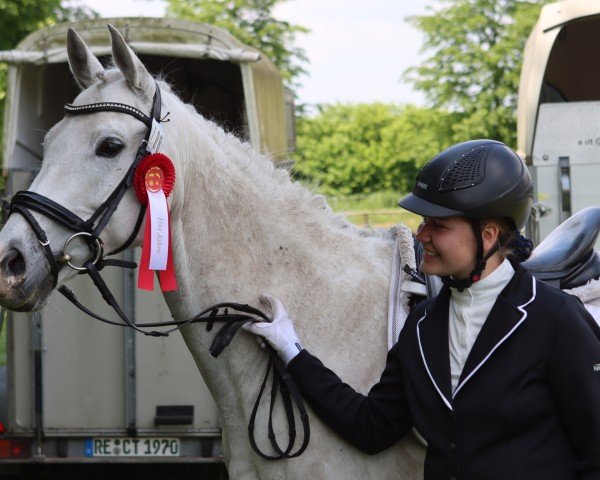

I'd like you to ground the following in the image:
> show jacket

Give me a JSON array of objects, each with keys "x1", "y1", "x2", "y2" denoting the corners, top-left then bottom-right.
[{"x1": 288, "y1": 265, "x2": 600, "y2": 479}]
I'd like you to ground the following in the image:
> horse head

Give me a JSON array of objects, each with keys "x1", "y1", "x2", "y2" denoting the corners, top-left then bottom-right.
[{"x1": 0, "y1": 26, "x2": 174, "y2": 311}]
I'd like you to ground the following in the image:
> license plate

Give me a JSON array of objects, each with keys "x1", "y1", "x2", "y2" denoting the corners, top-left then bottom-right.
[{"x1": 85, "y1": 437, "x2": 180, "y2": 457}]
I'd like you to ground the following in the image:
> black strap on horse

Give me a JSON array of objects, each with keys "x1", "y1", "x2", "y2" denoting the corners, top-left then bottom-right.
[
  {"x1": 5, "y1": 81, "x2": 309, "y2": 461},
  {"x1": 248, "y1": 352, "x2": 310, "y2": 460},
  {"x1": 61, "y1": 278, "x2": 310, "y2": 459}
]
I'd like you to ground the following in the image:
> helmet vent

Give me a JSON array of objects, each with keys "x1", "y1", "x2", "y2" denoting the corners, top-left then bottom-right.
[{"x1": 439, "y1": 146, "x2": 489, "y2": 191}]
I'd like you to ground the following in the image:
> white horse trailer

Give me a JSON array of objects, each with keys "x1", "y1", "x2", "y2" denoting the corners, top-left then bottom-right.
[
  {"x1": 518, "y1": 0, "x2": 600, "y2": 244},
  {"x1": 0, "y1": 17, "x2": 293, "y2": 475}
]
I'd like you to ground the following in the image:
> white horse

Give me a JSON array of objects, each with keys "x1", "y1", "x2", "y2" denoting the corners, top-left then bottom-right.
[{"x1": 0, "y1": 27, "x2": 425, "y2": 478}]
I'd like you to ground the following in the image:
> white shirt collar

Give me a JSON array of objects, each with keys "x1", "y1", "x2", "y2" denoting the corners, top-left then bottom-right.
[{"x1": 451, "y1": 258, "x2": 515, "y2": 307}]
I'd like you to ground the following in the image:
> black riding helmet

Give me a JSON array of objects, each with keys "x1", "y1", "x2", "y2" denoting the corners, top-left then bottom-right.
[{"x1": 399, "y1": 139, "x2": 534, "y2": 290}]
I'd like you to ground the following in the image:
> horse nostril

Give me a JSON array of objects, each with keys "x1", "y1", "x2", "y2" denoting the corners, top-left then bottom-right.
[{"x1": 1, "y1": 248, "x2": 26, "y2": 281}]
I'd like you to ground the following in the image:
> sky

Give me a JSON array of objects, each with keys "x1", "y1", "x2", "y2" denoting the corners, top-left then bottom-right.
[{"x1": 75, "y1": 0, "x2": 433, "y2": 106}]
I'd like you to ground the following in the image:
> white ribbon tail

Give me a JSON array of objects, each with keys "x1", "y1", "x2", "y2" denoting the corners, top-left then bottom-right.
[{"x1": 147, "y1": 189, "x2": 169, "y2": 270}]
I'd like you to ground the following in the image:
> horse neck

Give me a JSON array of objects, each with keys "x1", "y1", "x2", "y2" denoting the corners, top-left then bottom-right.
[
  {"x1": 162, "y1": 106, "x2": 395, "y2": 317},
  {"x1": 158, "y1": 106, "x2": 398, "y2": 464}
]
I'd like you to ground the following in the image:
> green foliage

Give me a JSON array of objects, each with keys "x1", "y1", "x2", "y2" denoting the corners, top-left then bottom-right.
[
  {"x1": 327, "y1": 191, "x2": 402, "y2": 212},
  {"x1": 292, "y1": 2, "x2": 551, "y2": 197},
  {"x1": 0, "y1": 0, "x2": 96, "y2": 50},
  {"x1": 404, "y1": 0, "x2": 549, "y2": 147},
  {"x1": 293, "y1": 103, "x2": 458, "y2": 195},
  {"x1": 165, "y1": 0, "x2": 308, "y2": 88},
  {"x1": 0, "y1": 0, "x2": 61, "y2": 50},
  {"x1": 326, "y1": 191, "x2": 422, "y2": 230}
]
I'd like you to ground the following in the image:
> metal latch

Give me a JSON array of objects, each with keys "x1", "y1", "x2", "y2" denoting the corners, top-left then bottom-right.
[{"x1": 559, "y1": 156, "x2": 571, "y2": 223}]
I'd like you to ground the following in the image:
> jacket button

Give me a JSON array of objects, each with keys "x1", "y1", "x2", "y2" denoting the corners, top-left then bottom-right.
[{"x1": 449, "y1": 442, "x2": 456, "y2": 451}]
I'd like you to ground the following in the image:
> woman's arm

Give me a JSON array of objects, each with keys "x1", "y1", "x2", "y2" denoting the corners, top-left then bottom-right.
[
  {"x1": 243, "y1": 295, "x2": 413, "y2": 454},
  {"x1": 287, "y1": 343, "x2": 413, "y2": 454}
]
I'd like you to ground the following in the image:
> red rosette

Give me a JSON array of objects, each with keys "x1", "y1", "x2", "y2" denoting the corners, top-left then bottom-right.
[{"x1": 133, "y1": 153, "x2": 176, "y2": 205}]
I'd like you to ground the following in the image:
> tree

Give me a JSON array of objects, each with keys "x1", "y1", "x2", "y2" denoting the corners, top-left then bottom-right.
[
  {"x1": 404, "y1": 0, "x2": 550, "y2": 147},
  {"x1": 0, "y1": 0, "x2": 95, "y2": 50},
  {"x1": 293, "y1": 103, "x2": 458, "y2": 195},
  {"x1": 165, "y1": 0, "x2": 308, "y2": 88}
]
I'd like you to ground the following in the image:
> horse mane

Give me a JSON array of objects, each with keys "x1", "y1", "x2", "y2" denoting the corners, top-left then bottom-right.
[
  {"x1": 215, "y1": 122, "x2": 397, "y2": 240},
  {"x1": 153, "y1": 77, "x2": 396, "y2": 242}
]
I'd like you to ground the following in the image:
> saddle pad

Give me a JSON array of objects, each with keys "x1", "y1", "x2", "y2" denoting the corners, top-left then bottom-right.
[
  {"x1": 564, "y1": 278, "x2": 600, "y2": 328},
  {"x1": 388, "y1": 223, "x2": 422, "y2": 349}
]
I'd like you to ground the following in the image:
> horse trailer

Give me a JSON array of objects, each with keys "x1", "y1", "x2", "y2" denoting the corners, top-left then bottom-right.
[
  {"x1": 0, "y1": 17, "x2": 293, "y2": 475},
  {"x1": 518, "y1": 0, "x2": 600, "y2": 245}
]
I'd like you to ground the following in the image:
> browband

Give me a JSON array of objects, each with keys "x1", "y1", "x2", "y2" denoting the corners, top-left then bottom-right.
[
  {"x1": 64, "y1": 83, "x2": 163, "y2": 129},
  {"x1": 64, "y1": 102, "x2": 151, "y2": 127}
]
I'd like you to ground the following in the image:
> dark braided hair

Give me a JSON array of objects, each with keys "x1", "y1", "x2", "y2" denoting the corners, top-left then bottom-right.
[{"x1": 500, "y1": 230, "x2": 534, "y2": 263}]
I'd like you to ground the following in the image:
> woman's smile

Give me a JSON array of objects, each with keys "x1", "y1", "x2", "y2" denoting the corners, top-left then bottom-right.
[{"x1": 416, "y1": 216, "x2": 478, "y2": 279}]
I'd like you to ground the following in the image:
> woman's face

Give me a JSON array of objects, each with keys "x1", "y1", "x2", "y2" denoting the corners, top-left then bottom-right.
[{"x1": 416, "y1": 216, "x2": 478, "y2": 279}]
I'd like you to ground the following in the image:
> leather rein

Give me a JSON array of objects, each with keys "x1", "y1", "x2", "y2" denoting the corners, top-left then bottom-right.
[{"x1": 5, "y1": 83, "x2": 309, "y2": 460}]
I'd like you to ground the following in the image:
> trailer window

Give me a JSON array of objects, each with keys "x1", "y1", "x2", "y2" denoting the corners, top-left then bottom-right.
[
  {"x1": 139, "y1": 55, "x2": 247, "y2": 139},
  {"x1": 543, "y1": 16, "x2": 600, "y2": 102}
]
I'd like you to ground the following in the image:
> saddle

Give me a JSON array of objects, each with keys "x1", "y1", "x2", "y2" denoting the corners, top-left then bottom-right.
[{"x1": 522, "y1": 206, "x2": 600, "y2": 289}]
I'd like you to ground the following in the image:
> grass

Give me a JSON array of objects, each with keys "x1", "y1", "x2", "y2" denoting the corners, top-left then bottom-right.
[{"x1": 325, "y1": 191, "x2": 422, "y2": 231}]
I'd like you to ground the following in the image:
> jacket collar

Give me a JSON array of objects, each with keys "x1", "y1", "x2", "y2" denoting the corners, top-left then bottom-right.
[{"x1": 417, "y1": 264, "x2": 537, "y2": 409}]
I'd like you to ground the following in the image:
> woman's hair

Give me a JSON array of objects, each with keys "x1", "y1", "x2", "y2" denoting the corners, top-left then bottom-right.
[{"x1": 491, "y1": 218, "x2": 534, "y2": 263}]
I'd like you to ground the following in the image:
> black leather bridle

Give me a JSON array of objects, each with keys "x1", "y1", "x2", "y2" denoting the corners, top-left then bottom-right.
[
  {"x1": 5, "y1": 82, "x2": 309, "y2": 460},
  {"x1": 8, "y1": 84, "x2": 163, "y2": 334}
]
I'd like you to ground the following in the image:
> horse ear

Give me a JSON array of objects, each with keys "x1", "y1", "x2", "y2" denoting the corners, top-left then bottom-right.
[
  {"x1": 107, "y1": 24, "x2": 154, "y2": 96},
  {"x1": 67, "y1": 28, "x2": 105, "y2": 90}
]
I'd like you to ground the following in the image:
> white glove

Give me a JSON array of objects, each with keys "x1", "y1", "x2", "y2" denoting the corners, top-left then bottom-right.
[{"x1": 243, "y1": 295, "x2": 303, "y2": 366}]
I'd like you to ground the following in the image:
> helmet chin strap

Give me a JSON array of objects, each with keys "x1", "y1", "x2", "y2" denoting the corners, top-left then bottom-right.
[{"x1": 441, "y1": 219, "x2": 499, "y2": 292}]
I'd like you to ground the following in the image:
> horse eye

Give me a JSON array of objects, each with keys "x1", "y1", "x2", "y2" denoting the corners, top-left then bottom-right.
[{"x1": 96, "y1": 138, "x2": 124, "y2": 158}]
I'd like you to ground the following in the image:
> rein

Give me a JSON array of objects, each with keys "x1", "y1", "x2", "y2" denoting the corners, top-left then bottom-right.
[{"x1": 5, "y1": 83, "x2": 309, "y2": 461}]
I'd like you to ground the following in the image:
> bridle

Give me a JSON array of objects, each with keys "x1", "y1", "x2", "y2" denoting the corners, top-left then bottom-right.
[
  {"x1": 8, "y1": 84, "x2": 163, "y2": 327},
  {"x1": 5, "y1": 82, "x2": 309, "y2": 460}
]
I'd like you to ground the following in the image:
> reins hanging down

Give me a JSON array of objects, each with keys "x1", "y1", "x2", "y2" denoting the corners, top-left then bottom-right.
[{"x1": 6, "y1": 82, "x2": 310, "y2": 461}]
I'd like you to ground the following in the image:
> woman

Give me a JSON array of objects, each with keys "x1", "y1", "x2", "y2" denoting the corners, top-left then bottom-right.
[{"x1": 245, "y1": 139, "x2": 600, "y2": 479}]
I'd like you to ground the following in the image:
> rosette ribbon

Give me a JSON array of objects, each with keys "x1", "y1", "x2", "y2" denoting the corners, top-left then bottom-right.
[{"x1": 133, "y1": 153, "x2": 177, "y2": 291}]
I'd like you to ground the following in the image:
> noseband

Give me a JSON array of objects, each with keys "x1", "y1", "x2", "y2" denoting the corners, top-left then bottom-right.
[{"x1": 5, "y1": 83, "x2": 310, "y2": 460}]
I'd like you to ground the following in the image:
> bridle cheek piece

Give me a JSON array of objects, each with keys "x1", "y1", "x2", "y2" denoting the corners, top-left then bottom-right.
[{"x1": 5, "y1": 81, "x2": 310, "y2": 460}]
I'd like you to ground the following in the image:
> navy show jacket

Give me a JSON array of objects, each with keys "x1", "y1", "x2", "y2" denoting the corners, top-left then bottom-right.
[{"x1": 288, "y1": 265, "x2": 600, "y2": 479}]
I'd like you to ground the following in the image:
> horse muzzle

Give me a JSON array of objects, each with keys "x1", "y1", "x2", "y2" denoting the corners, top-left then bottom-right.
[{"x1": 0, "y1": 236, "x2": 55, "y2": 311}]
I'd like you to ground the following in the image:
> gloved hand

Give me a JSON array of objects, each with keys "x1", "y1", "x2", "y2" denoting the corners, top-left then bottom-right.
[{"x1": 243, "y1": 295, "x2": 303, "y2": 366}]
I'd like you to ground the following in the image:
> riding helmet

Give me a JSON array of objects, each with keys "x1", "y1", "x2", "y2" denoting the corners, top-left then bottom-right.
[{"x1": 398, "y1": 139, "x2": 533, "y2": 230}]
